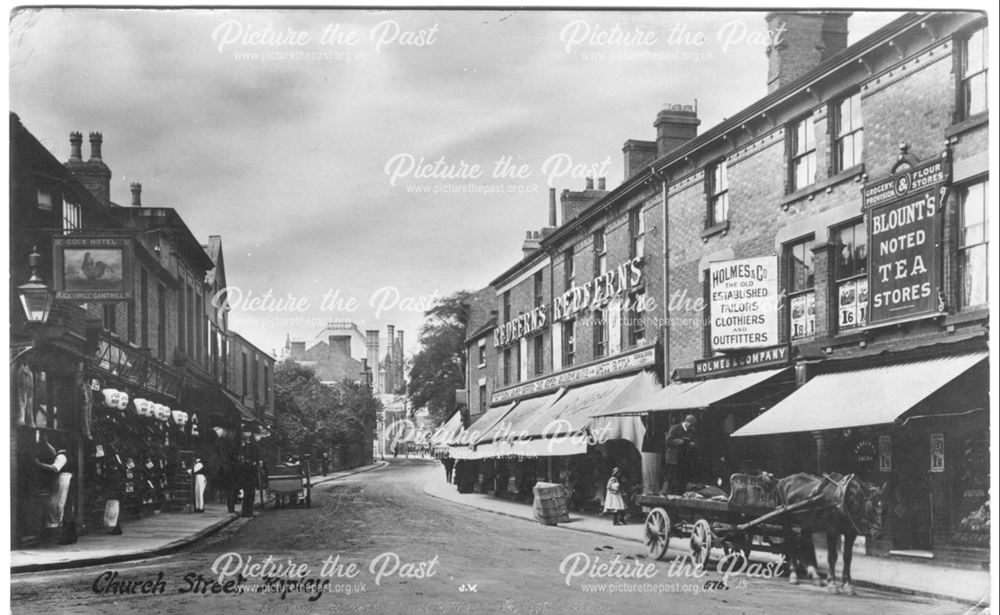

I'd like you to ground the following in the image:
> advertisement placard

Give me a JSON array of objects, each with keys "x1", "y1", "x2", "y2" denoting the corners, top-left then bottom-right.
[{"x1": 708, "y1": 255, "x2": 779, "y2": 350}]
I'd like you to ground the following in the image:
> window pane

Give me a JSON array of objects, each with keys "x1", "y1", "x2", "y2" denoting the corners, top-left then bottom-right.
[
  {"x1": 789, "y1": 241, "x2": 814, "y2": 291},
  {"x1": 961, "y1": 245, "x2": 988, "y2": 307},
  {"x1": 966, "y1": 29, "x2": 986, "y2": 75},
  {"x1": 966, "y1": 74, "x2": 988, "y2": 116},
  {"x1": 804, "y1": 116, "x2": 815, "y2": 149}
]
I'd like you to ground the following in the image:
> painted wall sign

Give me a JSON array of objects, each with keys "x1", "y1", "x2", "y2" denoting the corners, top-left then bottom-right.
[
  {"x1": 693, "y1": 344, "x2": 789, "y2": 377},
  {"x1": 930, "y1": 432, "x2": 945, "y2": 473},
  {"x1": 552, "y1": 256, "x2": 643, "y2": 322},
  {"x1": 864, "y1": 158, "x2": 949, "y2": 326},
  {"x1": 491, "y1": 344, "x2": 655, "y2": 404},
  {"x1": 494, "y1": 305, "x2": 547, "y2": 348},
  {"x1": 708, "y1": 256, "x2": 779, "y2": 350},
  {"x1": 52, "y1": 235, "x2": 133, "y2": 301}
]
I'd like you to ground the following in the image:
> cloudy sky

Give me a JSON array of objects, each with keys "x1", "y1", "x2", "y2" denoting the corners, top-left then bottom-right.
[{"x1": 9, "y1": 8, "x2": 902, "y2": 358}]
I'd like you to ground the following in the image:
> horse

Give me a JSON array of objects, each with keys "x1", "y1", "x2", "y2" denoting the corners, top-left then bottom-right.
[{"x1": 775, "y1": 472, "x2": 885, "y2": 595}]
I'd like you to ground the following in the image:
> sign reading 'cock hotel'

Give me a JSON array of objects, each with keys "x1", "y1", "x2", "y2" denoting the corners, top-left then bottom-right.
[{"x1": 863, "y1": 157, "x2": 949, "y2": 326}]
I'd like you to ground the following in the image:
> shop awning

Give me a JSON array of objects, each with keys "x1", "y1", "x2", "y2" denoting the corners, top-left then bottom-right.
[
  {"x1": 732, "y1": 353, "x2": 988, "y2": 437},
  {"x1": 222, "y1": 389, "x2": 261, "y2": 425},
  {"x1": 475, "y1": 391, "x2": 561, "y2": 446},
  {"x1": 595, "y1": 368, "x2": 790, "y2": 417},
  {"x1": 431, "y1": 411, "x2": 464, "y2": 450},
  {"x1": 448, "y1": 401, "x2": 517, "y2": 449},
  {"x1": 591, "y1": 380, "x2": 704, "y2": 417}
]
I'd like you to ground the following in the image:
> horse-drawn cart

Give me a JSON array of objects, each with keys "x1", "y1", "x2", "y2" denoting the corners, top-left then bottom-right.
[
  {"x1": 267, "y1": 462, "x2": 312, "y2": 508},
  {"x1": 639, "y1": 473, "x2": 826, "y2": 568}
]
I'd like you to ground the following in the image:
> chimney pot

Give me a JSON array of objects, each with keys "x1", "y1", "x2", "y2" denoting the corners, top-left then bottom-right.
[
  {"x1": 654, "y1": 103, "x2": 701, "y2": 157},
  {"x1": 88, "y1": 131, "x2": 103, "y2": 160},
  {"x1": 69, "y1": 132, "x2": 83, "y2": 160},
  {"x1": 585, "y1": 177, "x2": 595, "y2": 190},
  {"x1": 548, "y1": 188, "x2": 557, "y2": 227},
  {"x1": 130, "y1": 182, "x2": 142, "y2": 207},
  {"x1": 598, "y1": 177, "x2": 606, "y2": 190}
]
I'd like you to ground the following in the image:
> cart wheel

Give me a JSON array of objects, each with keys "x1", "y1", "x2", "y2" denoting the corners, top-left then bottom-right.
[
  {"x1": 644, "y1": 508, "x2": 671, "y2": 561},
  {"x1": 690, "y1": 518, "x2": 713, "y2": 570}
]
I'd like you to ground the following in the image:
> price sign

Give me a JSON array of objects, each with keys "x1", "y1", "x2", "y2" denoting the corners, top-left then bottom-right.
[{"x1": 930, "y1": 433, "x2": 945, "y2": 473}]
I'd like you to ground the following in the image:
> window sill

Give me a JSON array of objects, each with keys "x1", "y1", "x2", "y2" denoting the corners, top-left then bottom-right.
[
  {"x1": 945, "y1": 113, "x2": 988, "y2": 139},
  {"x1": 780, "y1": 164, "x2": 865, "y2": 209},
  {"x1": 943, "y1": 307, "x2": 989, "y2": 327},
  {"x1": 701, "y1": 220, "x2": 730, "y2": 241}
]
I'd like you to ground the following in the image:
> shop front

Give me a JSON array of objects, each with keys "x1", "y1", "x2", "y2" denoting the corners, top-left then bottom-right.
[
  {"x1": 449, "y1": 345, "x2": 660, "y2": 509},
  {"x1": 732, "y1": 349, "x2": 989, "y2": 564}
]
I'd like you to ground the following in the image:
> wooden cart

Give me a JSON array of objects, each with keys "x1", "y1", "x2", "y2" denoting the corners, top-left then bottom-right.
[
  {"x1": 638, "y1": 474, "x2": 826, "y2": 568},
  {"x1": 267, "y1": 463, "x2": 311, "y2": 508}
]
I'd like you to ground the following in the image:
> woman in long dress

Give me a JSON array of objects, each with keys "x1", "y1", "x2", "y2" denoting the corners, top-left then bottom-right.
[{"x1": 604, "y1": 467, "x2": 626, "y2": 526}]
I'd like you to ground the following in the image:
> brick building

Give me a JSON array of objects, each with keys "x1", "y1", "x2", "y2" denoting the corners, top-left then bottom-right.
[
  {"x1": 453, "y1": 11, "x2": 989, "y2": 565},
  {"x1": 9, "y1": 114, "x2": 271, "y2": 546}
]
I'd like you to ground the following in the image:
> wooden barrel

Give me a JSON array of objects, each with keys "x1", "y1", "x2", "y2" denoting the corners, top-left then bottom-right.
[{"x1": 533, "y1": 482, "x2": 570, "y2": 525}]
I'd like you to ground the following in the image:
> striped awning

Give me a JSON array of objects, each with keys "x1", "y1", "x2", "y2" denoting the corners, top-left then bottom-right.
[{"x1": 733, "y1": 353, "x2": 988, "y2": 437}]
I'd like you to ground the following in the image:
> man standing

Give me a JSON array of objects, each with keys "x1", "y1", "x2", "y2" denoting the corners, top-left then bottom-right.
[{"x1": 664, "y1": 414, "x2": 698, "y2": 495}]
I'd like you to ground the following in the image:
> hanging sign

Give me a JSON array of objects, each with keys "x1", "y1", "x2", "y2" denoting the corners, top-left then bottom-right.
[{"x1": 863, "y1": 157, "x2": 949, "y2": 326}]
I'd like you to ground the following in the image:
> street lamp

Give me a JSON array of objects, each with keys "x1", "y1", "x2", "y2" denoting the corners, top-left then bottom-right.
[{"x1": 18, "y1": 247, "x2": 55, "y2": 324}]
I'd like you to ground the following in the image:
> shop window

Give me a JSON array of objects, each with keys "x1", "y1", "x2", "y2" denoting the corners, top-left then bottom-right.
[
  {"x1": 959, "y1": 179, "x2": 989, "y2": 309},
  {"x1": 593, "y1": 309, "x2": 607, "y2": 358},
  {"x1": 594, "y1": 228, "x2": 607, "y2": 276},
  {"x1": 503, "y1": 348, "x2": 512, "y2": 386},
  {"x1": 834, "y1": 221, "x2": 868, "y2": 331},
  {"x1": 62, "y1": 200, "x2": 81, "y2": 231},
  {"x1": 562, "y1": 319, "x2": 576, "y2": 367},
  {"x1": 533, "y1": 334, "x2": 544, "y2": 376},
  {"x1": 564, "y1": 247, "x2": 575, "y2": 290},
  {"x1": 786, "y1": 237, "x2": 816, "y2": 340},
  {"x1": 832, "y1": 93, "x2": 863, "y2": 173},
  {"x1": 706, "y1": 160, "x2": 729, "y2": 225},
  {"x1": 139, "y1": 268, "x2": 149, "y2": 347},
  {"x1": 629, "y1": 208, "x2": 645, "y2": 259},
  {"x1": 789, "y1": 115, "x2": 816, "y2": 192},
  {"x1": 959, "y1": 28, "x2": 988, "y2": 120},
  {"x1": 157, "y1": 284, "x2": 166, "y2": 360},
  {"x1": 533, "y1": 270, "x2": 544, "y2": 308}
]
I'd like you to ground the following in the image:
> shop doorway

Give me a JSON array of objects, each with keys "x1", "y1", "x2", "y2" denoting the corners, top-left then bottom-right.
[{"x1": 890, "y1": 430, "x2": 932, "y2": 552}]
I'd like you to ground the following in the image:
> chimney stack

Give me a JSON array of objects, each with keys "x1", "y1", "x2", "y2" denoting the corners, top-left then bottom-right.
[
  {"x1": 130, "y1": 182, "x2": 142, "y2": 207},
  {"x1": 396, "y1": 330, "x2": 405, "y2": 391},
  {"x1": 548, "y1": 188, "x2": 558, "y2": 227},
  {"x1": 365, "y1": 330, "x2": 380, "y2": 393},
  {"x1": 69, "y1": 132, "x2": 83, "y2": 161},
  {"x1": 622, "y1": 140, "x2": 658, "y2": 178},
  {"x1": 65, "y1": 130, "x2": 112, "y2": 206},
  {"x1": 289, "y1": 340, "x2": 306, "y2": 359},
  {"x1": 765, "y1": 12, "x2": 851, "y2": 93},
  {"x1": 89, "y1": 131, "x2": 104, "y2": 160},
  {"x1": 585, "y1": 177, "x2": 595, "y2": 190},
  {"x1": 386, "y1": 325, "x2": 396, "y2": 394},
  {"x1": 597, "y1": 177, "x2": 606, "y2": 190},
  {"x1": 654, "y1": 104, "x2": 700, "y2": 157}
]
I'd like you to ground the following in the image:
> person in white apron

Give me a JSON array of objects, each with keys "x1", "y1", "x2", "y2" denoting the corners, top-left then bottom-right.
[
  {"x1": 192, "y1": 458, "x2": 207, "y2": 512},
  {"x1": 603, "y1": 467, "x2": 626, "y2": 526}
]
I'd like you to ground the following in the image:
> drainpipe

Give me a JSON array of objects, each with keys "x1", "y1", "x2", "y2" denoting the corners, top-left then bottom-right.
[{"x1": 650, "y1": 167, "x2": 670, "y2": 383}]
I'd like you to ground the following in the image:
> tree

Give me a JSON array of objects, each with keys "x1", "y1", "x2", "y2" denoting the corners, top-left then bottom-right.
[
  {"x1": 407, "y1": 290, "x2": 473, "y2": 424},
  {"x1": 273, "y1": 359, "x2": 380, "y2": 464}
]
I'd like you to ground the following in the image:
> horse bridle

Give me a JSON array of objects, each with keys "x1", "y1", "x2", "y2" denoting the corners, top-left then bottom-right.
[{"x1": 821, "y1": 473, "x2": 871, "y2": 536}]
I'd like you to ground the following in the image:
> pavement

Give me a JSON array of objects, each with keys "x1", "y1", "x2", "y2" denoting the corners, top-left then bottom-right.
[
  {"x1": 9, "y1": 460, "x2": 388, "y2": 574},
  {"x1": 421, "y1": 467, "x2": 993, "y2": 607}
]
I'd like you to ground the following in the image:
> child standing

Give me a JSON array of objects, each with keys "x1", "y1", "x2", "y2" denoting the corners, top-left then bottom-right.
[{"x1": 604, "y1": 467, "x2": 626, "y2": 526}]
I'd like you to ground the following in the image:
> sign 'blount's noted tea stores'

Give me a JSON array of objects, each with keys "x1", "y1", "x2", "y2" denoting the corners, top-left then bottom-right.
[{"x1": 863, "y1": 155, "x2": 950, "y2": 326}]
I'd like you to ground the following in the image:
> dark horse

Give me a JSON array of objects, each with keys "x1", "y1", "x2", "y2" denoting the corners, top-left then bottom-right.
[{"x1": 775, "y1": 472, "x2": 885, "y2": 595}]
